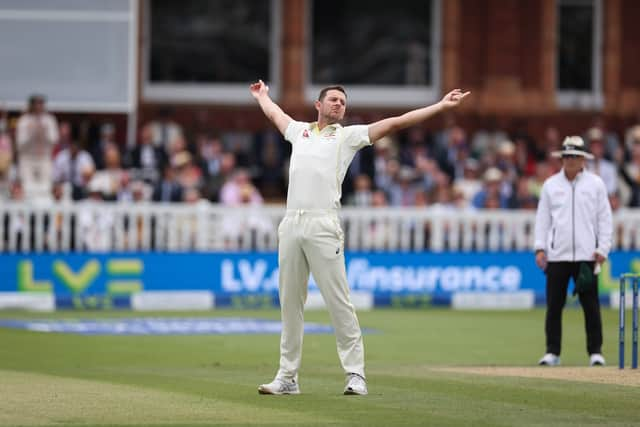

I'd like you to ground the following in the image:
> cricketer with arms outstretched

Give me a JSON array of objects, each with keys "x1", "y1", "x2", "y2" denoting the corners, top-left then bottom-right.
[{"x1": 251, "y1": 80, "x2": 469, "y2": 395}]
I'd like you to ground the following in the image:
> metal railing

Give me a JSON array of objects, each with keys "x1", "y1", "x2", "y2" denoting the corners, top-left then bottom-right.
[{"x1": 1, "y1": 201, "x2": 639, "y2": 253}]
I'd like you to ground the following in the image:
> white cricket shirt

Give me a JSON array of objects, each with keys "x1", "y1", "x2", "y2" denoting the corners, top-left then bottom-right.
[{"x1": 284, "y1": 121, "x2": 371, "y2": 210}]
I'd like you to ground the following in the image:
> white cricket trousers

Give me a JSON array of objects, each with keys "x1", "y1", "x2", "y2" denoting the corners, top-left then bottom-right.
[
  {"x1": 276, "y1": 209, "x2": 365, "y2": 380},
  {"x1": 19, "y1": 156, "x2": 52, "y2": 201}
]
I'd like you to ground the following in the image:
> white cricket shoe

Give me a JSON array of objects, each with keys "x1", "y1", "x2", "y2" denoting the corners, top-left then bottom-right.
[
  {"x1": 344, "y1": 373, "x2": 368, "y2": 395},
  {"x1": 258, "y1": 377, "x2": 300, "y2": 395},
  {"x1": 538, "y1": 353, "x2": 560, "y2": 366},
  {"x1": 589, "y1": 353, "x2": 605, "y2": 366}
]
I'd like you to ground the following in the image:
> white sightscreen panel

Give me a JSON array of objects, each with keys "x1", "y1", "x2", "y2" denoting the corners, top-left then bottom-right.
[
  {"x1": 0, "y1": 20, "x2": 130, "y2": 111},
  {"x1": 0, "y1": 0, "x2": 130, "y2": 12},
  {"x1": 0, "y1": 1, "x2": 134, "y2": 112}
]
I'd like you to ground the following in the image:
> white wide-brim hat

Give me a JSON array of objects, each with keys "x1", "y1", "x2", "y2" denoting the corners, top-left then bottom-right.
[{"x1": 551, "y1": 136, "x2": 594, "y2": 159}]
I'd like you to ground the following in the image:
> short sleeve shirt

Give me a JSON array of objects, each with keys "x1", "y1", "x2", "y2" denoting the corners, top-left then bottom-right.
[{"x1": 284, "y1": 121, "x2": 371, "y2": 210}]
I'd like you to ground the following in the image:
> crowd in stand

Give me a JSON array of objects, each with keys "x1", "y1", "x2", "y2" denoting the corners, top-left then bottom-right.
[{"x1": 1, "y1": 94, "x2": 640, "y2": 213}]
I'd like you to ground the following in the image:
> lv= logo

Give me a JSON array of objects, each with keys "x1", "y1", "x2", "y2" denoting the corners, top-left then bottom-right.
[{"x1": 17, "y1": 259, "x2": 144, "y2": 295}]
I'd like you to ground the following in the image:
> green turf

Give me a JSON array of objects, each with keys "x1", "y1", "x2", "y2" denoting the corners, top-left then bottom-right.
[{"x1": 0, "y1": 308, "x2": 638, "y2": 426}]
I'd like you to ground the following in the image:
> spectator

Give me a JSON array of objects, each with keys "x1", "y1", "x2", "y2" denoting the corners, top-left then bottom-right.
[
  {"x1": 429, "y1": 170, "x2": 455, "y2": 210},
  {"x1": 129, "y1": 180, "x2": 150, "y2": 202},
  {"x1": 586, "y1": 128, "x2": 618, "y2": 196},
  {"x1": 147, "y1": 107, "x2": 184, "y2": 155},
  {"x1": 343, "y1": 114, "x2": 375, "y2": 199},
  {"x1": 167, "y1": 134, "x2": 188, "y2": 159},
  {"x1": 414, "y1": 189, "x2": 429, "y2": 207},
  {"x1": 472, "y1": 167, "x2": 510, "y2": 209},
  {"x1": 206, "y1": 152, "x2": 237, "y2": 202},
  {"x1": 152, "y1": 164, "x2": 183, "y2": 203},
  {"x1": 9, "y1": 180, "x2": 24, "y2": 201},
  {"x1": 172, "y1": 151, "x2": 202, "y2": 193},
  {"x1": 51, "y1": 179, "x2": 71, "y2": 202},
  {"x1": 609, "y1": 190, "x2": 622, "y2": 212},
  {"x1": 219, "y1": 173, "x2": 270, "y2": 249},
  {"x1": 371, "y1": 189, "x2": 389, "y2": 207},
  {"x1": 369, "y1": 190, "x2": 392, "y2": 250},
  {"x1": 451, "y1": 185, "x2": 470, "y2": 210},
  {"x1": 372, "y1": 137, "x2": 397, "y2": 190},
  {"x1": 510, "y1": 176, "x2": 538, "y2": 210},
  {"x1": 436, "y1": 125, "x2": 469, "y2": 181},
  {"x1": 388, "y1": 166, "x2": 417, "y2": 206},
  {"x1": 376, "y1": 156, "x2": 401, "y2": 196},
  {"x1": 90, "y1": 122, "x2": 119, "y2": 170},
  {"x1": 78, "y1": 181, "x2": 113, "y2": 251},
  {"x1": 7, "y1": 181, "x2": 28, "y2": 250},
  {"x1": 125, "y1": 124, "x2": 167, "y2": 184},
  {"x1": 346, "y1": 174, "x2": 374, "y2": 207},
  {"x1": 624, "y1": 123, "x2": 640, "y2": 158},
  {"x1": 514, "y1": 135, "x2": 537, "y2": 177},
  {"x1": 470, "y1": 116, "x2": 508, "y2": 159},
  {"x1": 537, "y1": 126, "x2": 561, "y2": 162},
  {"x1": 0, "y1": 105, "x2": 15, "y2": 201},
  {"x1": 220, "y1": 168, "x2": 263, "y2": 206},
  {"x1": 16, "y1": 94, "x2": 59, "y2": 201},
  {"x1": 53, "y1": 139, "x2": 95, "y2": 200},
  {"x1": 530, "y1": 161, "x2": 553, "y2": 199},
  {"x1": 46, "y1": 180, "x2": 71, "y2": 250},
  {"x1": 115, "y1": 171, "x2": 133, "y2": 202},
  {"x1": 399, "y1": 127, "x2": 430, "y2": 167},
  {"x1": 196, "y1": 133, "x2": 225, "y2": 200},
  {"x1": 117, "y1": 174, "x2": 150, "y2": 203},
  {"x1": 119, "y1": 179, "x2": 151, "y2": 250},
  {"x1": 414, "y1": 153, "x2": 441, "y2": 193},
  {"x1": 584, "y1": 116, "x2": 620, "y2": 161},
  {"x1": 255, "y1": 131, "x2": 287, "y2": 200},
  {"x1": 196, "y1": 133, "x2": 223, "y2": 177},
  {"x1": 619, "y1": 140, "x2": 640, "y2": 207},
  {"x1": 454, "y1": 158, "x2": 481, "y2": 206},
  {"x1": 221, "y1": 117, "x2": 256, "y2": 168},
  {"x1": 496, "y1": 140, "x2": 518, "y2": 182},
  {"x1": 432, "y1": 113, "x2": 457, "y2": 155},
  {"x1": 52, "y1": 121, "x2": 73, "y2": 158},
  {"x1": 89, "y1": 144, "x2": 126, "y2": 200}
]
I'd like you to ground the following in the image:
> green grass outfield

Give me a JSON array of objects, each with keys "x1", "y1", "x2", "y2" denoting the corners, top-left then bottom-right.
[{"x1": 0, "y1": 308, "x2": 639, "y2": 426}]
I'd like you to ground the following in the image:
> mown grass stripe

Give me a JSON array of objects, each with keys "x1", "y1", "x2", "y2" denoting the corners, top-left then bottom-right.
[{"x1": 0, "y1": 369, "x2": 336, "y2": 427}]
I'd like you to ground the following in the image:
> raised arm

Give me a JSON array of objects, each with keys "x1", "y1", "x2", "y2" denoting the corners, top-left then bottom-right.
[
  {"x1": 367, "y1": 89, "x2": 470, "y2": 143},
  {"x1": 250, "y1": 79, "x2": 293, "y2": 136}
]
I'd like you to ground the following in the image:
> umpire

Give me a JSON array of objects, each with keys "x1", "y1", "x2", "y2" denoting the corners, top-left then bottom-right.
[{"x1": 534, "y1": 136, "x2": 613, "y2": 366}]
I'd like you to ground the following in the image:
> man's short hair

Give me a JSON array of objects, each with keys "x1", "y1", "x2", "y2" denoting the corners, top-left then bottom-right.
[
  {"x1": 318, "y1": 85, "x2": 347, "y2": 101},
  {"x1": 27, "y1": 94, "x2": 46, "y2": 111}
]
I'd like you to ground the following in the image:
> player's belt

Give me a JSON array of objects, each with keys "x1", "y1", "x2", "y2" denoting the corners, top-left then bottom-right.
[{"x1": 285, "y1": 209, "x2": 338, "y2": 219}]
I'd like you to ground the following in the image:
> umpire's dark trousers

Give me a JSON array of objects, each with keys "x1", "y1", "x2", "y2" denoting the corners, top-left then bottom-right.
[{"x1": 545, "y1": 261, "x2": 603, "y2": 356}]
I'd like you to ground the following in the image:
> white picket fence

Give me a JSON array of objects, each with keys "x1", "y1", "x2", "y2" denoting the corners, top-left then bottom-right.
[{"x1": 1, "y1": 201, "x2": 639, "y2": 253}]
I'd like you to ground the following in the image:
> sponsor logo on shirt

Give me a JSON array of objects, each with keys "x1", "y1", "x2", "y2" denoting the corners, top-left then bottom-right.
[{"x1": 302, "y1": 130, "x2": 310, "y2": 138}]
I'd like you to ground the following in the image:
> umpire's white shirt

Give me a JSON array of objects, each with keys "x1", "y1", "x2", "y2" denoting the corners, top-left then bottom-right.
[
  {"x1": 534, "y1": 168, "x2": 613, "y2": 262},
  {"x1": 284, "y1": 121, "x2": 371, "y2": 209}
]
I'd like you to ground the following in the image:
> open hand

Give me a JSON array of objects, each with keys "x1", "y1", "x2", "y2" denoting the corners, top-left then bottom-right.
[
  {"x1": 249, "y1": 79, "x2": 269, "y2": 99},
  {"x1": 440, "y1": 89, "x2": 471, "y2": 109}
]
